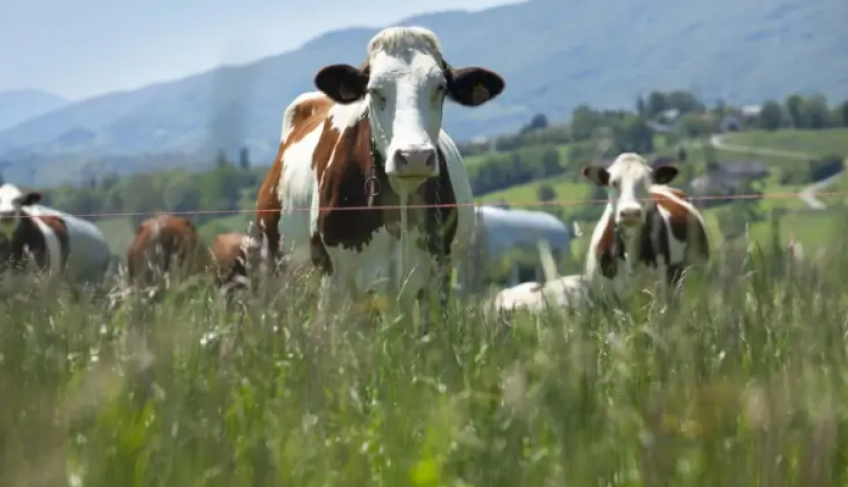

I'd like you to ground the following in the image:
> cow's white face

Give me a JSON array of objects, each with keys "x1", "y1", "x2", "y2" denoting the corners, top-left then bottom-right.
[
  {"x1": 582, "y1": 153, "x2": 678, "y2": 232},
  {"x1": 0, "y1": 184, "x2": 41, "y2": 238},
  {"x1": 313, "y1": 26, "x2": 505, "y2": 194}
]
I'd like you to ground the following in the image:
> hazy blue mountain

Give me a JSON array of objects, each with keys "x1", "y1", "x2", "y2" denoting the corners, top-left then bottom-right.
[
  {"x1": 0, "y1": 0, "x2": 846, "y2": 186},
  {"x1": 0, "y1": 89, "x2": 69, "y2": 131}
]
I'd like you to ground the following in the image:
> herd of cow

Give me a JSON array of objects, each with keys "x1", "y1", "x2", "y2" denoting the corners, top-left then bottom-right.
[{"x1": 0, "y1": 26, "x2": 713, "y2": 314}]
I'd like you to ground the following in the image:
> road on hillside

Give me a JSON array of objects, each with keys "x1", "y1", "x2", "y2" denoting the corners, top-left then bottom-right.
[{"x1": 709, "y1": 134, "x2": 844, "y2": 209}]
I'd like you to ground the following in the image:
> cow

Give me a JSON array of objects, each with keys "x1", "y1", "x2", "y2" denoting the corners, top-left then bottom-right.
[
  {"x1": 580, "y1": 153, "x2": 710, "y2": 295},
  {"x1": 255, "y1": 26, "x2": 505, "y2": 316},
  {"x1": 209, "y1": 232, "x2": 263, "y2": 298},
  {"x1": 491, "y1": 275, "x2": 590, "y2": 314},
  {"x1": 126, "y1": 214, "x2": 207, "y2": 288},
  {"x1": 0, "y1": 183, "x2": 111, "y2": 286}
]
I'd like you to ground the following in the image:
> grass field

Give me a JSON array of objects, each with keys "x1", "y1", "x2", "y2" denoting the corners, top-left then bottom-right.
[
  {"x1": 2, "y1": 234, "x2": 848, "y2": 486},
  {"x1": 723, "y1": 128, "x2": 848, "y2": 157}
]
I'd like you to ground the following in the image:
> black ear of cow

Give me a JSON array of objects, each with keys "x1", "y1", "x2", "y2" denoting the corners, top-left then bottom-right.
[
  {"x1": 20, "y1": 191, "x2": 42, "y2": 206},
  {"x1": 447, "y1": 67, "x2": 504, "y2": 106},
  {"x1": 581, "y1": 166, "x2": 610, "y2": 186},
  {"x1": 314, "y1": 64, "x2": 369, "y2": 104},
  {"x1": 652, "y1": 165, "x2": 678, "y2": 184}
]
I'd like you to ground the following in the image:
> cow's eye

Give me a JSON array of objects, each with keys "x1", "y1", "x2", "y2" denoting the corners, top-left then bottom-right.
[{"x1": 367, "y1": 88, "x2": 386, "y2": 109}]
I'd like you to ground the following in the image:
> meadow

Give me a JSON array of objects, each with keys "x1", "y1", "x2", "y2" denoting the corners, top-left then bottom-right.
[{"x1": 2, "y1": 223, "x2": 848, "y2": 486}]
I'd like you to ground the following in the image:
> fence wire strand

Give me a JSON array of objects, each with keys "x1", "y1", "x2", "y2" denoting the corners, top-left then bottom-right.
[{"x1": 16, "y1": 189, "x2": 846, "y2": 220}]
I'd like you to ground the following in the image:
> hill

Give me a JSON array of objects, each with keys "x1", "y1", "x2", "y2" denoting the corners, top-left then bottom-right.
[
  {"x1": 0, "y1": 89, "x2": 68, "y2": 131},
  {"x1": 0, "y1": 0, "x2": 847, "y2": 186}
]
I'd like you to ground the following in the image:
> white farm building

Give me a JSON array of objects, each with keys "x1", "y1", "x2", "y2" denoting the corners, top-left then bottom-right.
[{"x1": 457, "y1": 205, "x2": 572, "y2": 290}]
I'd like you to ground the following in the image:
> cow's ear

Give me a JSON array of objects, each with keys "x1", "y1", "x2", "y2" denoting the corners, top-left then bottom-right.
[
  {"x1": 314, "y1": 64, "x2": 369, "y2": 104},
  {"x1": 581, "y1": 166, "x2": 610, "y2": 186},
  {"x1": 447, "y1": 67, "x2": 504, "y2": 106},
  {"x1": 20, "y1": 191, "x2": 41, "y2": 206},
  {"x1": 652, "y1": 165, "x2": 678, "y2": 184}
]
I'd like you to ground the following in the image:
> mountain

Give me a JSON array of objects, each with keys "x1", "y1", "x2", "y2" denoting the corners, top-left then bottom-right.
[
  {"x1": 0, "y1": 89, "x2": 69, "y2": 131},
  {"x1": 0, "y1": 0, "x2": 846, "y2": 187}
]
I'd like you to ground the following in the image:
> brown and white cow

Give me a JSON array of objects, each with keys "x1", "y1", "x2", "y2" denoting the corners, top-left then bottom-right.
[
  {"x1": 126, "y1": 214, "x2": 207, "y2": 288},
  {"x1": 0, "y1": 183, "x2": 111, "y2": 284},
  {"x1": 581, "y1": 153, "x2": 710, "y2": 293},
  {"x1": 255, "y1": 26, "x2": 504, "y2": 312},
  {"x1": 209, "y1": 232, "x2": 262, "y2": 298}
]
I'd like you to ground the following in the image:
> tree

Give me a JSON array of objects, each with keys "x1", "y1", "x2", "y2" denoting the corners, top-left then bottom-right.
[
  {"x1": 759, "y1": 101, "x2": 782, "y2": 130},
  {"x1": 238, "y1": 146, "x2": 250, "y2": 170},
  {"x1": 123, "y1": 174, "x2": 164, "y2": 228},
  {"x1": 636, "y1": 96, "x2": 646, "y2": 116},
  {"x1": 540, "y1": 147, "x2": 561, "y2": 176},
  {"x1": 712, "y1": 99, "x2": 728, "y2": 117},
  {"x1": 841, "y1": 100, "x2": 848, "y2": 127},
  {"x1": 527, "y1": 113, "x2": 549, "y2": 131},
  {"x1": 569, "y1": 105, "x2": 599, "y2": 141},
  {"x1": 646, "y1": 91, "x2": 668, "y2": 118},
  {"x1": 804, "y1": 94, "x2": 829, "y2": 129},
  {"x1": 665, "y1": 90, "x2": 704, "y2": 114},
  {"x1": 614, "y1": 114, "x2": 653, "y2": 153},
  {"x1": 536, "y1": 183, "x2": 557, "y2": 203},
  {"x1": 215, "y1": 149, "x2": 229, "y2": 168},
  {"x1": 784, "y1": 94, "x2": 806, "y2": 128}
]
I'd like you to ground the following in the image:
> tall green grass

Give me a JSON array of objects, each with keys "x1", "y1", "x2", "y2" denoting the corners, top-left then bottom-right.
[{"x1": 2, "y1": 232, "x2": 848, "y2": 486}]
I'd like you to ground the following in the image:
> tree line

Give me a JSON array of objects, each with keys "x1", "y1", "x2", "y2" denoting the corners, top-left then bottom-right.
[{"x1": 12, "y1": 89, "x2": 846, "y2": 230}]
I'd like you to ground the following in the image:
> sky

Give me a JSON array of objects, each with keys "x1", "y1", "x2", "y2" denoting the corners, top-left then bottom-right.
[{"x1": 0, "y1": 0, "x2": 517, "y2": 101}]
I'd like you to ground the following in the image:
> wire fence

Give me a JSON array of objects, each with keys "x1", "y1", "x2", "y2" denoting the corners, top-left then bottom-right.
[{"x1": 21, "y1": 189, "x2": 848, "y2": 220}]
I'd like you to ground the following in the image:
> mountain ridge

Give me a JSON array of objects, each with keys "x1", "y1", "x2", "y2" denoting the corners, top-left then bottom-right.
[
  {"x1": 0, "y1": 89, "x2": 69, "y2": 132},
  {"x1": 0, "y1": 0, "x2": 846, "y2": 187}
]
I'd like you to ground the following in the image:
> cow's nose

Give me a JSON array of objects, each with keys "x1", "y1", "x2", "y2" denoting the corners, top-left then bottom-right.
[
  {"x1": 393, "y1": 148, "x2": 437, "y2": 176},
  {"x1": 618, "y1": 207, "x2": 642, "y2": 225}
]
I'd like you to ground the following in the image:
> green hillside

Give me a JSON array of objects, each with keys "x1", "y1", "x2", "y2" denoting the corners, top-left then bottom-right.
[{"x1": 470, "y1": 128, "x2": 847, "y2": 254}]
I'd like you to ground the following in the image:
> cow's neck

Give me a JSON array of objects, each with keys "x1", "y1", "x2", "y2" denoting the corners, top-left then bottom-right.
[{"x1": 615, "y1": 223, "x2": 644, "y2": 275}]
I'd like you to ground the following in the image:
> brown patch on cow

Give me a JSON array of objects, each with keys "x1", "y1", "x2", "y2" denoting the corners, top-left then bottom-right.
[
  {"x1": 126, "y1": 214, "x2": 207, "y2": 286},
  {"x1": 309, "y1": 115, "x2": 458, "y2": 269},
  {"x1": 651, "y1": 192, "x2": 696, "y2": 242},
  {"x1": 662, "y1": 187, "x2": 689, "y2": 201},
  {"x1": 4, "y1": 213, "x2": 71, "y2": 274},
  {"x1": 651, "y1": 191, "x2": 693, "y2": 225},
  {"x1": 255, "y1": 95, "x2": 334, "y2": 263}
]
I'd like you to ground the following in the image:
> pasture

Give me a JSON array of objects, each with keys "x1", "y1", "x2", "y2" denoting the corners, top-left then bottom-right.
[{"x1": 2, "y1": 227, "x2": 848, "y2": 486}]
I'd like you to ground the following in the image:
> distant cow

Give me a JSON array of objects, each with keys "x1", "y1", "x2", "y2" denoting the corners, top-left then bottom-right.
[
  {"x1": 581, "y1": 153, "x2": 710, "y2": 292},
  {"x1": 209, "y1": 232, "x2": 263, "y2": 298},
  {"x1": 126, "y1": 214, "x2": 207, "y2": 288},
  {"x1": 0, "y1": 183, "x2": 111, "y2": 285},
  {"x1": 255, "y1": 26, "x2": 504, "y2": 313}
]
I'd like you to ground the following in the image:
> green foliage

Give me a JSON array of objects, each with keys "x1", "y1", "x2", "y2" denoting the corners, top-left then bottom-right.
[
  {"x1": 536, "y1": 183, "x2": 556, "y2": 202},
  {"x1": 40, "y1": 153, "x2": 263, "y2": 230},
  {"x1": 759, "y1": 101, "x2": 783, "y2": 130}
]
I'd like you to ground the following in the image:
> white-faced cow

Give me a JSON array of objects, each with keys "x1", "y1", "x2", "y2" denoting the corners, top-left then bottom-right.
[
  {"x1": 0, "y1": 183, "x2": 111, "y2": 284},
  {"x1": 255, "y1": 26, "x2": 504, "y2": 314},
  {"x1": 581, "y1": 153, "x2": 710, "y2": 293}
]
